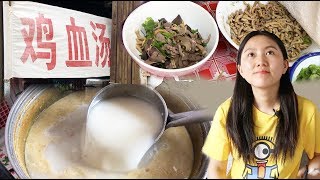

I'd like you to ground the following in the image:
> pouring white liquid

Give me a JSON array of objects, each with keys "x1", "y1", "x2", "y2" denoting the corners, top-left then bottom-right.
[{"x1": 82, "y1": 97, "x2": 163, "y2": 172}]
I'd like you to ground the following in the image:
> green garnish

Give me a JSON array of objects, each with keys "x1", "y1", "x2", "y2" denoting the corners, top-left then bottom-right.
[
  {"x1": 151, "y1": 40, "x2": 166, "y2": 55},
  {"x1": 191, "y1": 29, "x2": 198, "y2": 34},
  {"x1": 142, "y1": 17, "x2": 157, "y2": 38},
  {"x1": 303, "y1": 36, "x2": 312, "y2": 45},
  {"x1": 296, "y1": 64, "x2": 320, "y2": 81},
  {"x1": 161, "y1": 31, "x2": 174, "y2": 39}
]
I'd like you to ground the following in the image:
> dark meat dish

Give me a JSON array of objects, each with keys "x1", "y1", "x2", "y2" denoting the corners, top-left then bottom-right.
[{"x1": 136, "y1": 15, "x2": 211, "y2": 69}]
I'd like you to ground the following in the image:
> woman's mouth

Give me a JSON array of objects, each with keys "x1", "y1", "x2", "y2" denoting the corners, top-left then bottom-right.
[{"x1": 255, "y1": 70, "x2": 270, "y2": 74}]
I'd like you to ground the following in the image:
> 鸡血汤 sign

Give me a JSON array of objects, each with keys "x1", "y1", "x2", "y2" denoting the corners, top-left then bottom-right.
[{"x1": 3, "y1": 1, "x2": 112, "y2": 79}]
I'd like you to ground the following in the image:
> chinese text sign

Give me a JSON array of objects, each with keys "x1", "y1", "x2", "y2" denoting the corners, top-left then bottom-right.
[{"x1": 3, "y1": 1, "x2": 112, "y2": 79}]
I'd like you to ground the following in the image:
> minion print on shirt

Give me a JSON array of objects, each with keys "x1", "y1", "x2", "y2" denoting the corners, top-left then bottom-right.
[{"x1": 242, "y1": 136, "x2": 279, "y2": 179}]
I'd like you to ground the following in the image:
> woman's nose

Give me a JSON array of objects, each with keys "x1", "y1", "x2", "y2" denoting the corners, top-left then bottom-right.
[{"x1": 256, "y1": 55, "x2": 268, "y2": 67}]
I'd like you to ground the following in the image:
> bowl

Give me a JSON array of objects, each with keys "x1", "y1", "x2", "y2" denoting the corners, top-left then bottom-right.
[
  {"x1": 215, "y1": 1, "x2": 317, "y2": 65},
  {"x1": 216, "y1": 1, "x2": 250, "y2": 50},
  {"x1": 122, "y1": 1, "x2": 219, "y2": 78},
  {"x1": 290, "y1": 52, "x2": 320, "y2": 82}
]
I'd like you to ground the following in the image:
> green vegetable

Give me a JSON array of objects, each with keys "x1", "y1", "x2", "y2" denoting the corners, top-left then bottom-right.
[
  {"x1": 309, "y1": 74, "x2": 320, "y2": 80},
  {"x1": 296, "y1": 64, "x2": 320, "y2": 81},
  {"x1": 151, "y1": 40, "x2": 166, "y2": 55},
  {"x1": 152, "y1": 40, "x2": 165, "y2": 49},
  {"x1": 191, "y1": 29, "x2": 198, "y2": 34},
  {"x1": 202, "y1": 42, "x2": 208, "y2": 47},
  {"x1": 161, "y1": 31, "x2": 174, "y2": 39},
  {"x1": 142, "y1": 17, "x2": 157, "y2": 38},
  {"x1": 303, "y1": 36, "x2": 312, "y2": 45}
]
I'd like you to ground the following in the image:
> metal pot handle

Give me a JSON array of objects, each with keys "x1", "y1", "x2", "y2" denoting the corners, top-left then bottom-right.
[
  {"x1": 0, "y1": 162, "x2": 14, "y2": 179},
  {"x1": 166, "y1": 109, "x2": 213, "y2": 129}
]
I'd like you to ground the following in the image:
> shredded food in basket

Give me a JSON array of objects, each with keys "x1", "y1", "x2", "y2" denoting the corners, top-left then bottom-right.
[
  {"x1": 135, "y1": 15, "x2": 211, "y2": 69},
  {"x1": 227, "y1": 1, "x2": 312, "y2": 62}
]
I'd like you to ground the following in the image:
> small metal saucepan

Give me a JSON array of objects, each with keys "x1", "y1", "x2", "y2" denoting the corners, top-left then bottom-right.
[{"x1": 87, "y1": 83, "x2": 213, "y2": 142}]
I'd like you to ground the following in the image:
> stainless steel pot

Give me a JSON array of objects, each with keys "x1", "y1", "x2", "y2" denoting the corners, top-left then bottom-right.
[{"x1": 4, "y1": 83, "x2": 211, "y2": 178}]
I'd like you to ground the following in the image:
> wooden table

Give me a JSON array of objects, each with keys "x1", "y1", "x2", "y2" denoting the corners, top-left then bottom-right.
[{"x1": 110, "y1": 1, "x2": 146, "y2": 85}]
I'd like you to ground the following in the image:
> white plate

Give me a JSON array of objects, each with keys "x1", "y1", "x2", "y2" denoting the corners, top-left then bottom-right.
[
  {"x1": 290, "y1": 52, "x2": 320, "y2": 82},
  {"x1": 215, "y1": 1, "x2": 320, "y2": 66}
]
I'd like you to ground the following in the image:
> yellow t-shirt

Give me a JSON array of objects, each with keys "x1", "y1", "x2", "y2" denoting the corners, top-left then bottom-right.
[{"x1": 202, "y1": 95, "x2": 320, "y2": 179}]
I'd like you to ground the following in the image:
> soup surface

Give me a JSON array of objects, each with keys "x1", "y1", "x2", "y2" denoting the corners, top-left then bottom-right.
[
  {"x1": 25, "y1": 88, "x2": 193, "y2": 178},
  {"x1": 83, "y1": 96, "x2": 163, "y2": 172}
]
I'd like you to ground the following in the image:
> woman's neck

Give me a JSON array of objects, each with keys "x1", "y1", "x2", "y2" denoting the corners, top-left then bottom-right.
[{"x1": 252, "y1": 85, "x2": 280, "y2": 115}]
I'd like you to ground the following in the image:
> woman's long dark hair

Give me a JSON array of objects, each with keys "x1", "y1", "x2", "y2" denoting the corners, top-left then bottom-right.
[{"x1": 226, "y1": 31, "x2": 299, "y2": 164}]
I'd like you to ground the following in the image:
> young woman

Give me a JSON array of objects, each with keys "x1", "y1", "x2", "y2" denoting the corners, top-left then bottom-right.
[{"x1": 202, "y1": 31, "x2": 320, "y2": 179}]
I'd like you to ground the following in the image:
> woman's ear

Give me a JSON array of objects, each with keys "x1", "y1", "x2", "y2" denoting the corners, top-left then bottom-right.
[
  {"x1": 283, "y1": 59, "x2": 289, "y2": 74},
  {"x1": 237, "y1": 65, "x2": 243, "y2": 75},
  {"x1": 237, "y1": 64, "x2": 246, "y2": 80}
]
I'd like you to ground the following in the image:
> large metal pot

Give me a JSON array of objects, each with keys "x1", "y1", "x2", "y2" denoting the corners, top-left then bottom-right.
[{"x1": 4, "y1": 83, "x2": 210, "y2": 179}]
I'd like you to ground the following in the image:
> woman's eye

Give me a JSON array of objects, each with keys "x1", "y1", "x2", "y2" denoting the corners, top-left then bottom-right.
[
  {"x1": 266, "y1": 51, "x2": 275, "y2": 55},
  {"x1": 248, "y1": 53, "x2": 254, "y2": 57}
]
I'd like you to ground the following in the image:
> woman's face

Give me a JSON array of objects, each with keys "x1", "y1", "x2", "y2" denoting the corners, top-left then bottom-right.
[{"x1": 237, "y1": 35, "x2": 289, "y2": 89}]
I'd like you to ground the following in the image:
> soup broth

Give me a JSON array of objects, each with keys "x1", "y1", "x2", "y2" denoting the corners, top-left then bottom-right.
[
  {"x1": 24, "y1": 89, "x2": 193, "y2": 178},
  {"x1": 82, "y1": 96, "x2": 163, "y2": 172}
]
